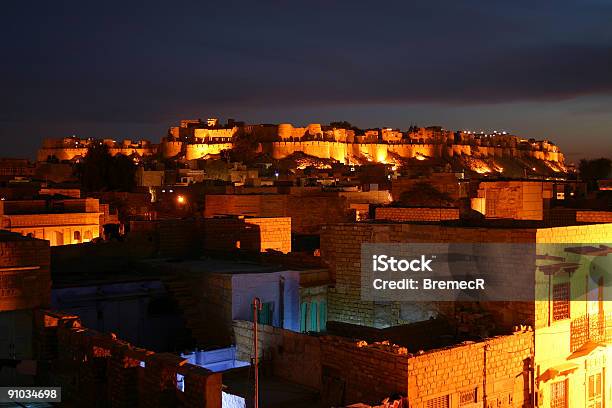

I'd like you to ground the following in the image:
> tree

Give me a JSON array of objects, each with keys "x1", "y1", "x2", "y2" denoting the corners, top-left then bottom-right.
[
  {"x1": 579, "y1": 158, "x2": 612, "y2": 190},
  {"x1": 329, "y1": 121, "x2": 363, "y2": 134},
  {"x1": 76, "y1": 144, "x2": 136, "y2": 192},
  {"x1": 397, "y1": 182, "x2": 455, "y2": 207},
  {"x1": 227, "y1": 135, "x2": 259, "y2": 163}
]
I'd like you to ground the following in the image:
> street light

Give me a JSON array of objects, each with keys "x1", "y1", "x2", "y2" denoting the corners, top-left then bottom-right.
[{"x1": 177, "y1": 195, "x2": 185, "y2": 204}]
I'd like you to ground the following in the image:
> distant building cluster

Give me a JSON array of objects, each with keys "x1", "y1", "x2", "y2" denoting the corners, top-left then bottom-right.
[{"x1": 37, "y1": 117, "x2": 564, "y2": 166}]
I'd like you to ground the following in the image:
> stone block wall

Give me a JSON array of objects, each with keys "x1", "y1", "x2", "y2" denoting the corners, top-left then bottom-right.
[
  {"x1": 233, "y1": 320, "x2": 533, "y2": 406},
  {"x1": 202, "y1": 217, "x2": 291, "y2": 253},
  {"x1": 319, "y1": 335, "x2": 409, "y2": 405},
  {"x1": 245, "y1": 217, "x2": 291, "y2": 253},
  {"x1": 286, "y1": 194, "x2": 353, "y2": 234},
  {"x1": 232, "y1": 320, "x2": 321, "y2": 390},
  {"x1": 198, "y1": 273, "x2": 233, "y2": 347},
  {"x1": 406, "y1": 330, "x2": 534, "y2": 408},
  {"x1": 320, "y1": 223, "x2": 539, "y2": 328},
  {"x1": 0, "y1": 233, "x2": 50, "y2": 311},
  {"x1": 375, "y1": 207, "x2": 460, "y2": 222},
  {"x1": 203, "y1": 194, "x2": 287, "y2": 218},
  {"x1": 575, "y1": 210, "x2": 612, "y2": 223},
  {"x1": 203, "y1": 193, "x2": 354, "y2": 234}
]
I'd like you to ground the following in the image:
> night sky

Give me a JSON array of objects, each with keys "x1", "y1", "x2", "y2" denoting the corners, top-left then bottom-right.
[{"x1": 1, "y1": 1, "x2": 611, "y2": 162}]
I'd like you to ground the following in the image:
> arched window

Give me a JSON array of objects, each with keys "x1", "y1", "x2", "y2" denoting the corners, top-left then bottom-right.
[
  {"x1": 73, "y1": 231, "x2": 81, "y2": 243},
  {"x1": 84, "y1": 230, "x2": 93, "y2": 241}
]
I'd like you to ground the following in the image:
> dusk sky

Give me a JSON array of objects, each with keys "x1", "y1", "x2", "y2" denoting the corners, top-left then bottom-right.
[{"x1": 1, "y1": 0, "x2": 611, "y2": 162}]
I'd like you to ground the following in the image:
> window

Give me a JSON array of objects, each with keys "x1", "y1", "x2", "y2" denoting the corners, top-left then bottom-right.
[
  {"x1": 588, "y1": 372, "x2": 602, "y2": 408},
  {"x1": 84, "y1": 230, "x2": 93, "y2": 241},
  {"x1": 309, "y1": 301, "x2": 318, "y2": 332},
  {"x1": 300, "y1": 303, "x2": 307, "y2": 332},
  {"x1": 553, "y1": 282, "x2": 570, "y2": 321},
  {"x1": 459, "y1": 388, "x2": 477, "y2": 406},
  {"x1": 73, "y1": 230, "x2": 81, "y2": 243},
  {"x1": 551, "y1": 380, "x2": 567, "y2": 408},
  {"x1": 426, "y1": 394, "x2": 449, "y2": 408},
  {"x1": 319, "y1": 301, "x2": 327, "y2": 332},
  {"x1": 176, "y1": 373, "x2": 184, "y2": 392}
]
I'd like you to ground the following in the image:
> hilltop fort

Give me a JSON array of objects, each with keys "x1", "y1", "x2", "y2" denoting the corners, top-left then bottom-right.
[{"x1": 37, "y1": 118, "x2": 566, "y2": 175}]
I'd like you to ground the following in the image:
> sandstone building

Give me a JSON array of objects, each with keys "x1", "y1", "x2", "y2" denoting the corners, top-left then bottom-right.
[{"x1": 0, "y1": 198, "x2": 101, "y2": 245}]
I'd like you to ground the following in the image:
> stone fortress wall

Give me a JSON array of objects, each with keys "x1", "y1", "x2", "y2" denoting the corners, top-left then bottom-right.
[
  {"x1": 36, "y1": 119, "x2": 566, "y2": 165},
  {"x1": 37, "y1": 137, "x2": 158, "y2": 162}
]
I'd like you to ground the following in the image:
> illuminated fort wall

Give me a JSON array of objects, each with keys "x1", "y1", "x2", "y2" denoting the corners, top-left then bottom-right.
[
  {"x1": 185, "y1": 143, "x2": 233, "y2": 160},
  {"x1": 261, "y1": 141, "x2": 563, "y2": 164},
  {"x1": 37, "y1": 129, "x2": 565, "y2": 164}
]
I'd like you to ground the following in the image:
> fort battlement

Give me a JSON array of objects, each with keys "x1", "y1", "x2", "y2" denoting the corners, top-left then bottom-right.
[{"x1": 37, "y1": 120, "x2": 566, "y2": 170}]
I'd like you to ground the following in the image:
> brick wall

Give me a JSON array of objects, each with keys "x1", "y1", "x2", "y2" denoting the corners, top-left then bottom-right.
[
  {"x1": 575, "y1": 210, "x2": 612, "y2": 223},
  {"x1": 375, "y1": 207, "x2": 460, "y2": 222},
  {"x1": 35, "y1": 310, "x2": 222, "y2": 408}
]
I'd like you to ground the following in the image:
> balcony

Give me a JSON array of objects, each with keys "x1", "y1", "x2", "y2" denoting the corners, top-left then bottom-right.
[{"x1": 570, "y1": 313, "x2": 612, "y2": 352}]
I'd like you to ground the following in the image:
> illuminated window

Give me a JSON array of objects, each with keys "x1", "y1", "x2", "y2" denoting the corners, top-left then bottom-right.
[
  {"x1": 84, "y1": 230, "x2": 93, "y2": 241},
  {"x1": 553, "y1": 282, "x2": 570, "y2": 321},
  {"x1": 176, "y1": 373, "x2": 184, "y2": 392},
  {"x1": 73, "y1": 231, "x2": 81, "y2": 243}
]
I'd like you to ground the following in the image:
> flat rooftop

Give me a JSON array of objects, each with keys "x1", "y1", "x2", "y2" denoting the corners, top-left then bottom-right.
[
  {"x1": 0, "y1": 229, "x2": 40, "y2": 242},
  {"x1": 145, "y1": 257, "x2": 287, "y2": 276}
]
